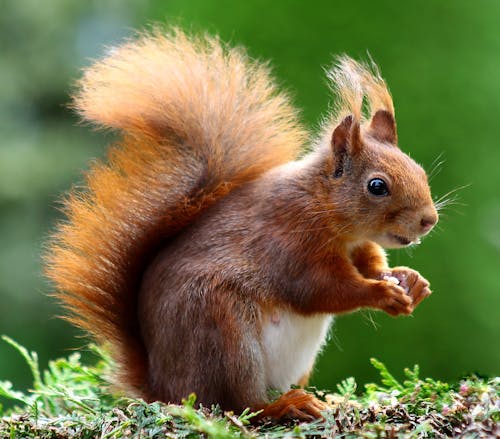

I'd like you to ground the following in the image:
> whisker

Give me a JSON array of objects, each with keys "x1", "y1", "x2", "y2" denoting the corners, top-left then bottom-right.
[
  {"x1": 435, "y1": 196, "x2": 464, "y2": 212},
  {"x1": 435, "y1": 193, "x2": 468, "y2": 219},
  {"x1": 361, "y1": 311, "x2": 380, "y2": 330},
  {"x1": 428, "y1": 151, "x2": 446, "y2": 181},
  {"x1": 433, "y1": 184, "x2": 470, "y2": 205},
  {"x1": 329, "y1": 327, "x2": 343, "y2": 351},
  {"x1": 315, "y1": 236, "x2": 335, "y2": 253},
  {"x1": 429, "y1": 151, "x2": 445, "y2": 171},
  {"x1": 294, "y1": 207, "x2": 372, "y2": 225},
  {"x1": 403, "y1": 245, "x2": 415, "y2": 258},
  {"x1": 289, "y1": 226, "x2": 333, "y2": 233},
  {"x1": 433, "y1": 224, "x2": 445, "y2": 234}
]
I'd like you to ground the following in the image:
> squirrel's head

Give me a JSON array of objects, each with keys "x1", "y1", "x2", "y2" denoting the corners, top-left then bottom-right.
[
  {"x1": 329, "y1": 111, "x2": 438, "y2": 248},
  {"x1": 321, "y1": 56, "x2": 438, "y2": 248}
]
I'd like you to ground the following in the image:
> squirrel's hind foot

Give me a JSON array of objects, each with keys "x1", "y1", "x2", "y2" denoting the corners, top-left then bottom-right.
[{"x1": 253, "y1": 389, "x2": 327, "y2": 423}]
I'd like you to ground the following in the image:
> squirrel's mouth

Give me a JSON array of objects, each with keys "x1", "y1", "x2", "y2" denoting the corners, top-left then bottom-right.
[
  {"x1": 390, "y1": 233, "x2": 413, "y2": 246},
  {"x1": 377, "y1": 232, "x2": 422, "y2": 249}
]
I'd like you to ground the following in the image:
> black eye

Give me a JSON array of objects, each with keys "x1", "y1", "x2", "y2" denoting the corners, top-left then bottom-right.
[{"x1": 367, "y1": 178, "x2": 389, "y2": 196}]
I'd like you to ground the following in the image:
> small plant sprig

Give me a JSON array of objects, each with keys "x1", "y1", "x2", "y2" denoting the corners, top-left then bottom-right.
[
  {"x1": 0, "y1": 335, "x2": 114, "y2": 418},
  {"x1": 365, "y1": 357, "x2": 453, "y2": 414}
]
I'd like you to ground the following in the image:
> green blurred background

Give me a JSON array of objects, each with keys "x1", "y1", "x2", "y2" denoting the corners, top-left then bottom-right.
[{"x1": 1, "y1": 0, "x2": 499, "y2": 401}]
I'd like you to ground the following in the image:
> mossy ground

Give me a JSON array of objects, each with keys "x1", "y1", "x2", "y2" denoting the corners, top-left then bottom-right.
[{"x1": 0, "y1": 336, "x2": 498, "y2": 438}]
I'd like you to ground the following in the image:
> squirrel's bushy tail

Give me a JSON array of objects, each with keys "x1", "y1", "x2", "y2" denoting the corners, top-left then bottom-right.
[{"x1": 45, "y1": 28, "x2": 306, "y2": 397}]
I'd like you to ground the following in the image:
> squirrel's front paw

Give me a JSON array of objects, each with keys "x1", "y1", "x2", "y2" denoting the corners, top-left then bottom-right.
[
  {"x1": 372, "y1": 280, "x2": 413, "y2": 316},
  {"x1": 383, "y1": 267, "x2": 432, "y2": 309}
]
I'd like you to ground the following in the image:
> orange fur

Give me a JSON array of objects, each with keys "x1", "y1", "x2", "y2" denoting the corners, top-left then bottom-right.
[
  {"x1": 46, "y1": 28, "x2": 438, "y2": 419},
  {"x1": 255, "y1": 389, "x2": 327, "y2": 422},
  {"x1": 46, "y1": 28, "x2": 306, "y2": 396}
]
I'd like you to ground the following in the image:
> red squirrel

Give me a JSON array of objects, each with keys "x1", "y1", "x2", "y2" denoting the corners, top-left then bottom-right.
[{"x1": 45, "y1": 28, "x2": 438, "y2": 420}]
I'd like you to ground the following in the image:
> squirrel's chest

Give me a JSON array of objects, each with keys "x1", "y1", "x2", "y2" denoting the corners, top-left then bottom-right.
[{"x1": 261, "y1": 310, "x2": 332, "y2": 392}]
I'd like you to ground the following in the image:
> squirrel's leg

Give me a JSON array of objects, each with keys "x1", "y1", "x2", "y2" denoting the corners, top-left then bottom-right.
[
  {"x1": 252, "y1": 389, "x2": 328, "y2": 422},
  {"x1": 293, "y1": 254, "x2": 413, "y2": 316},
  {"x1": 190, "y1": 294, "x2": 326, "y2": 421},
  {"x1": 351, "y1": 241, "x2": 432, "y2": 309},
  {"x1": 350, "y1": 241, "x2": 389, "y2": 279},
  {"x1": 140, "y1": 276, "x2": 268, "y2": 412}
]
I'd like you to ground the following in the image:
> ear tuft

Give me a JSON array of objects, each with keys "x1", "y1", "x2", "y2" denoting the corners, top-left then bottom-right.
[
  {"x1": 331, "y1": 115, "x2": 360, "y2": 177},
  {"x1": 332, "y1": 115, "x2": 352, "y2": 150},
  {"x1": 368, "y1": 110, "x2": 397, "y2": 145}
]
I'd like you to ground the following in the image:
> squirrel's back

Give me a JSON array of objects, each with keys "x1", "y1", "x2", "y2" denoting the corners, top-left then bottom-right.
[{"x1": 45, "y1": 28, "x2": 307, "y2": 396}]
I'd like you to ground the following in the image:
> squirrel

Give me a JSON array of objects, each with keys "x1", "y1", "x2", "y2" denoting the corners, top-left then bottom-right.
[{"x1": 45, "y1": 28, "x2": 438, "y2": 421}]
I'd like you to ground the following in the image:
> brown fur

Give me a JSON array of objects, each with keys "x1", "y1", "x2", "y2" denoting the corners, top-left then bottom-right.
[
  {"x1": 45, "y1": 28, "x2": 306, "y2": 397},
  {"x1": 46, "y1": 28, "x2": 438, "y2": 418}
]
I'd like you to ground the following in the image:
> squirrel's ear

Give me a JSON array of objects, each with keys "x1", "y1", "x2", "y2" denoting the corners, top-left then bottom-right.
[
  {"x1": 367, "y1": 110, "x2": 398, "y2": 145},
  {"x1": 331, "y1": 115, "x2": 361, "y2": 177}
]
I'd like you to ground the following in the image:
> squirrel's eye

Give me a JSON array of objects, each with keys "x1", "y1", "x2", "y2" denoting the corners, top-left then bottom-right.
[{"x1": 367, "y1": 178, "x2": 389, "y2": 196}]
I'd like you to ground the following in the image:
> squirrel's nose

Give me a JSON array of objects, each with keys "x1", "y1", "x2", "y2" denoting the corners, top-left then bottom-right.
[{"x1": 420, "y1": 212, "x2": 438, "y2": 233}]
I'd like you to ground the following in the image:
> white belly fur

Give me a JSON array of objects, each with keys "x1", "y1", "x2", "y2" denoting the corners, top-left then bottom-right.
[{"x1": 262, "y1": 310, "x2": 333, "y2": 392}]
